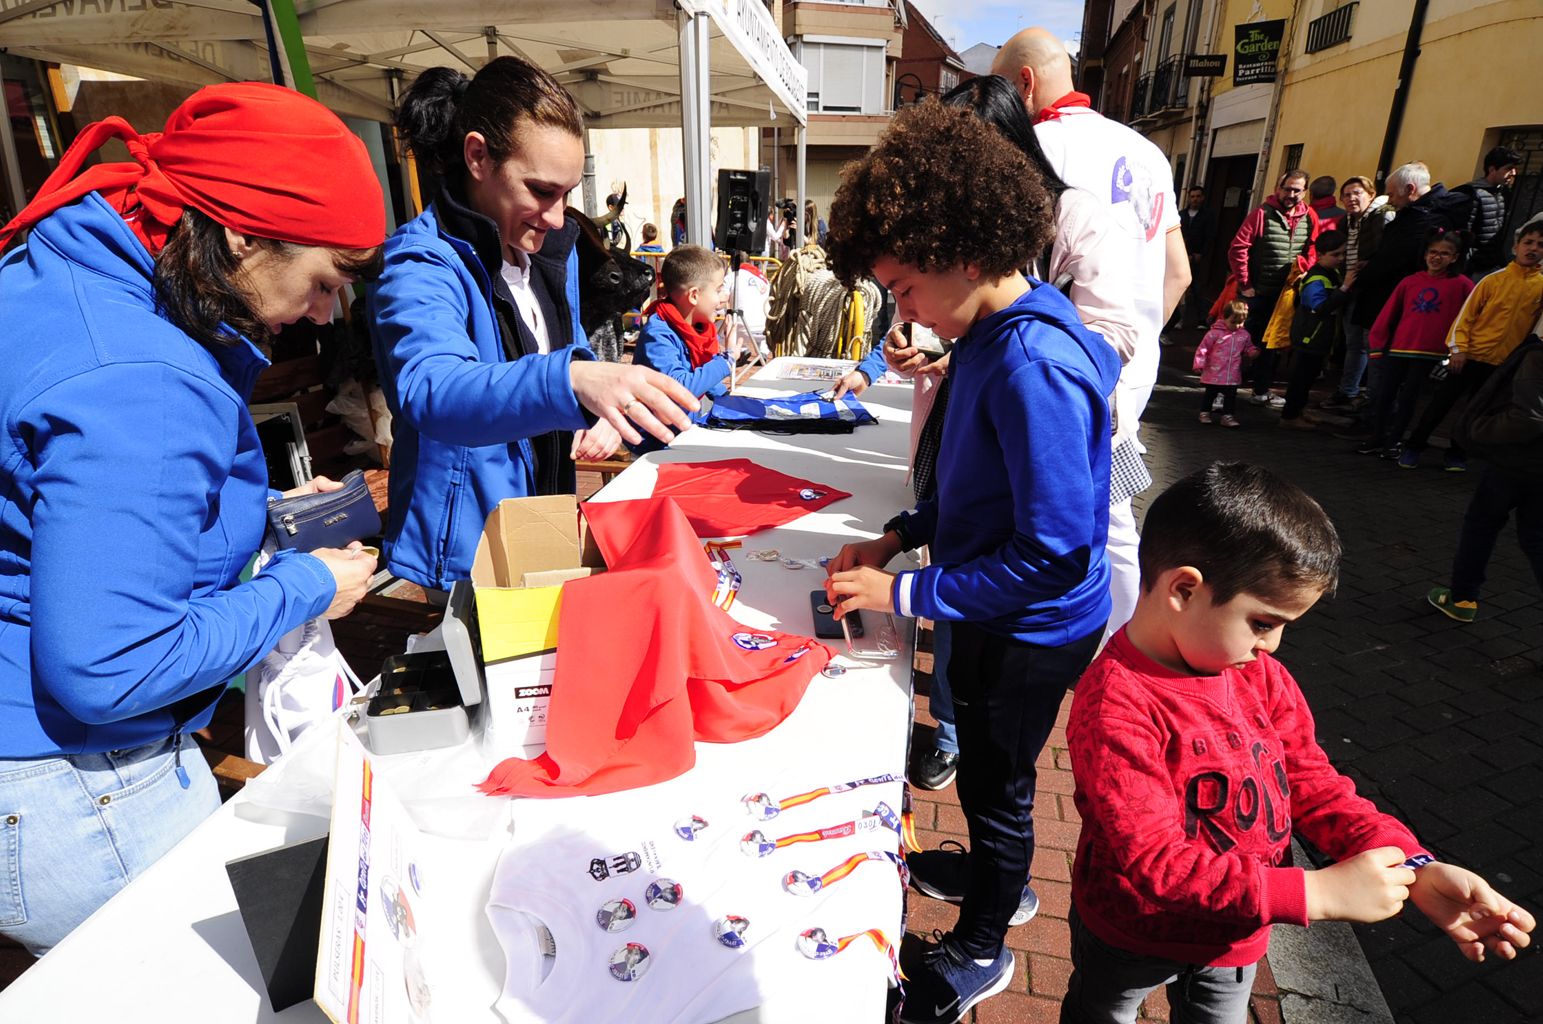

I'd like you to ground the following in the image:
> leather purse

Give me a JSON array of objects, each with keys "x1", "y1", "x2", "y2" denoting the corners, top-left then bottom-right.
[{"x1": 266, "y1": 469, "x2": 381, "y2": 552}]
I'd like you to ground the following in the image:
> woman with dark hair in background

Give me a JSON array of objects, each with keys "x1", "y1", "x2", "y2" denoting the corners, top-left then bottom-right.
[
  {"x1": 370, "y1": 57, "x2": 696, "y2": 591},
  {"x1": 0, "y1": 83, "x2": 385, "y2": 955}
]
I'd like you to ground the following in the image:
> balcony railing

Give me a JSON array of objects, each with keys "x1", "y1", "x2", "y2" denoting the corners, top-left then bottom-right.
[
  {"x1": 1305, "y1": 2, "x2": 1357, "y2": 53},
  {"x1": 1130, "y1": 73, "x2": 1154, "y2": 120},
  {"x1": 1151, "y1": 54, "x2": 1185, "y2": 111}
]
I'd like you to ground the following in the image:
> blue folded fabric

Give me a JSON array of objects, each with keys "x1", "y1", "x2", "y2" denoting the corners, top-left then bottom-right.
[{"x1": 704, "y1": 388, "x2": 878, "y2": 434}]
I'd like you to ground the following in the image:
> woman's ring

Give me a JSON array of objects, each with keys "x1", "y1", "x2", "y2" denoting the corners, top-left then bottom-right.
[{"x1": 624, "y1": 398, "x2": 642, "y2": 412}]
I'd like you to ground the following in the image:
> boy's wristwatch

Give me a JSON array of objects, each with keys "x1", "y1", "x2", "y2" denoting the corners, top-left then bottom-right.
[{"x1": 882, "y1": 514, "x2": 917, "y2": 553}]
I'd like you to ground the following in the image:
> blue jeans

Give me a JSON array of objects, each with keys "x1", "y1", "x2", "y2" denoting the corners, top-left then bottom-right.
[
  {"x1": 928, "y1": 621, "x2": 957, "y2": 754},
  {"x1": 1061, "y1": 908, "x2": 1258, "y2": 1024},
  {"x1": 951, "y1": 623, "x2": 1103, "y2": 959},
  {"x1": 1337, "y1": 322, "x2": 1371, "y2": 398},
  {"x1": 0, "y1": 733, "x2": 220, "y2": 955}
]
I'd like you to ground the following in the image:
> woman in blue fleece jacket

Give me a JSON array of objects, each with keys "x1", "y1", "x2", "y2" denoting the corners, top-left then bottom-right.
[
  {"x1": 823, "y1": 102, "x2": 1120, "y2": 1024},
  {"x1": 370, "y1": 59, "x2": 695, "y2": 590},
  {"x1": 0, "y1": 85, "x2": 386, "y2": 955}
]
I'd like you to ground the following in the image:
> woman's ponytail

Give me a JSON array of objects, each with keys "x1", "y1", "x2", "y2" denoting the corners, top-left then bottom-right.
[
  {"x1": 393, "y1": 58, "x2": 582, "y2": 186},
  {"x1": 395, "y1": 66, "x2": 472, "y2": 180}
]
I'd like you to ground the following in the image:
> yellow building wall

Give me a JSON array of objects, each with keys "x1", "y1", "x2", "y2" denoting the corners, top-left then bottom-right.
[
  {"x1": 1266, "y1": 0, "x2": 1538, "y2": 189},
  {"x1": 585, "y1": 127, "x2": 760, "y2": 246}
]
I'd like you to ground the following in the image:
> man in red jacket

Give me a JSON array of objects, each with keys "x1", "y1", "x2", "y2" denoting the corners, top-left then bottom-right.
[
  {"x1": 1063, "y1": 462, "x2": 1533, "y2": 1023},
  {"x1": 1227, "y1": 171, "x2": 1319, "y2": 406}
]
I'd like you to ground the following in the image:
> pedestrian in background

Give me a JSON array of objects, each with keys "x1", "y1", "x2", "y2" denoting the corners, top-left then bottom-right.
[
  {"x1": 1454, "y1": 145, "x2": 1522, "y2": 279},
  {"x1": 1193, "y1": 299, "x2": 1254, "y2": 428}
]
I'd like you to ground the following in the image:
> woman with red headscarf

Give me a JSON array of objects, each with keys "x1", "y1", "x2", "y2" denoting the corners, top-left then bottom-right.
[{"x1": 0, "y1": 83, "x2": 387, "y2": 955}]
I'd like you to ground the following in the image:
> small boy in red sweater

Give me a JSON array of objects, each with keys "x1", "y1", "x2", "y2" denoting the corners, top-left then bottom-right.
[{"x1": 1063, "y1": 462, "x2": 1534, "y2": 1024}]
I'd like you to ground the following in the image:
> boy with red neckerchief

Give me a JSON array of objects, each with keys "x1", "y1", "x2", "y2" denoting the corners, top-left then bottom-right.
[
  {"x1": 1063, "y1": 462, "x2": 1534, "y2": 1024},
  {"x1": 633, "y1": 243, "x2": 730, "y2": 445}
]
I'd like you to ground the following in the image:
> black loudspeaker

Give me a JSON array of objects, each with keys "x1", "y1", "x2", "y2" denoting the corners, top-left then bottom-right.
[{"x1": 713, "y1": 168, "x2": 770, "y2": 254}]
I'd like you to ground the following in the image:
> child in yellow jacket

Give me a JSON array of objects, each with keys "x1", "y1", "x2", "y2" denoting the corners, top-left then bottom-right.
[{"x1": 1399, "y1": 220, "x2": 1543, "y2": 470}]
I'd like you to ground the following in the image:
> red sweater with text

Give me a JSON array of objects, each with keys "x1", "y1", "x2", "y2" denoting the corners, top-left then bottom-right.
[{"x1": 1067, "y1": 631, "x2": 1426, "y2": 967}]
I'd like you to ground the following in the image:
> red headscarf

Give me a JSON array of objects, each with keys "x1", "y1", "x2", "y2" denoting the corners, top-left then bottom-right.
[{"x1": 0, "y1": 82, "x2": 385, "y2": 256}]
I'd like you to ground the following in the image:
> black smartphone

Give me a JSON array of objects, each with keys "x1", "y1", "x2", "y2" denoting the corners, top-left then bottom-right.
[{"x1": 810, "y1": 590, "x2": 863, "y2": 639}]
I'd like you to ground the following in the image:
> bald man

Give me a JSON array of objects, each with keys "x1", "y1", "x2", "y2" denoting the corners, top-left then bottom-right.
[{"x1": 993, "y1": 28, "x2": 1187, "y2": 646}]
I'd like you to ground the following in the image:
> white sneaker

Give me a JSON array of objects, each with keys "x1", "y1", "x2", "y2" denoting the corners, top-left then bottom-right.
[
  {"x1": 1268, "y1": 395, "x2": 1286, "y2": 409},
  {"x1": 1249, "y1": 393, "x2": 1270, "y2": 405}
]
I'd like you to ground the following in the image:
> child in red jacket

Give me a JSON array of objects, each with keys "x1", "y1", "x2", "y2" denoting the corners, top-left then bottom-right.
[{"x1": 1063, "y1": 462, "x2": 1534, "y2": 1024}]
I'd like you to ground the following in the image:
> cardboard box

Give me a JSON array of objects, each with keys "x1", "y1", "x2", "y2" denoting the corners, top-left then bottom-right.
[
  {"x1": 470, "y1": 495, "x2": 605, "y2": 662},
  {"x1": 468, "y1": 496, "x2": 606, "y2": 754}
]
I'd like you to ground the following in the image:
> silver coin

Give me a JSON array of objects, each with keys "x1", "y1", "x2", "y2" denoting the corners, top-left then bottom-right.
[
  {"x1": 821, "y1": 663, "x2": 847, "y2": 678},
  {"x1": 816, "y1": 603, "x2": 833, "y2": 614}
]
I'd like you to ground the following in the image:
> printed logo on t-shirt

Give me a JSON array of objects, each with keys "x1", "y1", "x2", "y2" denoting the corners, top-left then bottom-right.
[
  {"x1": 1110, "y1": 156, "x2": 1165, "y2": 242},
  {"x1": 1413, "y1": 287, "x2": 1441, "y2": 314},
  {"x1": 588, "y1": 850, "x2": 642, "y2": 881},
  {"x1": 731, "y1": 632, "x2": 777, "y2": 651}
]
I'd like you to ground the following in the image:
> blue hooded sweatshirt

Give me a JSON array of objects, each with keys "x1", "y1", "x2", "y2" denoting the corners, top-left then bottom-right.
[
  {"x1": 0, "y1": 195, "x2": 336, "y2": 758},
  {"x1": 891, "y1": 282, "x2": 1121, "y2": 644}
]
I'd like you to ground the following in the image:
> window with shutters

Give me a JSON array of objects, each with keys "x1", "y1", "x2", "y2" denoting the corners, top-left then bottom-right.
[{"x1": 798, "y1": 39, "x2": 887, "y2": 114}]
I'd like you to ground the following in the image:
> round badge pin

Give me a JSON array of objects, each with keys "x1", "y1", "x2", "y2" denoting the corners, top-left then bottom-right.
[
  {"x1": 821, "y1": 663, "x2": 847, "y2": 678},
  {"x1": 608, "y1": 942, "x2": 652, "y2": 981},
  {"x1": 714, "y1": 915, "x2": 750, "y2": 949},
  {"x1": 644, "y1": 879, "x2": 683, "y2": 911},
  {"x1": 741, "y1": 792, "x2": 778, "y2": 820},
  {"x1": 596, "y1": 898, "x2": 637, "y2": 933},
  {"x1": 673, "y1": 815, "x2": 708, "y2": 841},
  {"x1": 739, "y1": 830, "x2": 776, "y2": 858},
  {"x1": 797, "y1": 927, "x2": 840, "y2": 960}
]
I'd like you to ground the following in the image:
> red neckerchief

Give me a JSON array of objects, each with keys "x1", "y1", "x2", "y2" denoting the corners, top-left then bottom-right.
[
  {"x1": 646, "y1": 297, "x2": 720, "y2": 369},
  {"x1": 1033, "y1": 91, "x2": 1092, "y2": 124}
]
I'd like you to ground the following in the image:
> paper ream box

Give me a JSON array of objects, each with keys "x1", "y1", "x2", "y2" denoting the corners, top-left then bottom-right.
[{"x1": 469, "y1": 495, "x2": 605, "y2": 662}]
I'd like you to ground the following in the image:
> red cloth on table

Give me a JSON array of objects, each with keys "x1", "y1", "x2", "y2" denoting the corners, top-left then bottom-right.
[
  {"x1": 649, "y1": 458, "x2": 852, "y2": 538},
  {"x1": 477, "y1": 497, "x2": 832, "y2": 797}
]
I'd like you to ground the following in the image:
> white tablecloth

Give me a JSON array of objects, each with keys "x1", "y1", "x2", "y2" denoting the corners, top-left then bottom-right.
[{"x1": 0, "y1": 359, "x2": 918, "y2": 1024}]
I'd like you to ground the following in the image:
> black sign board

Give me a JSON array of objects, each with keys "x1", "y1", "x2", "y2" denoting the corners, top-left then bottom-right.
[
  {"x1": 1184, "y1": 53, "x2": 1228, "y2": 76},
  {"x1": 1234, "y1": 20, "x2": 1285, "y2": 86}
]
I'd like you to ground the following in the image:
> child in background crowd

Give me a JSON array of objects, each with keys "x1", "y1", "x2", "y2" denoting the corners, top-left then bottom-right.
[
  {"x1": 1193, "y1": 300, "x2": 1254, "y2": 427},
  {"x1": 637, "y1": 222, "x2": 664, "y2": 253},
  {"x1": 631, "y1": 245, "x2": 730, "y2": 446},
  {"x1": 1356, "y1": 229, "x2": 1474, "y2": 458},
  {"x1": 1399, "y1": 219, "x2": 1543, "y2": 470},
  {"x1": 821, "y1": 100, "x2": 1121, "y2": 1024},
  {"x1": 1063, "y1": 462, "x2": 1535, "y2": 1024},
  {"x1": 1279, "y1": 229, "x2": 1355, "y2": 428}
]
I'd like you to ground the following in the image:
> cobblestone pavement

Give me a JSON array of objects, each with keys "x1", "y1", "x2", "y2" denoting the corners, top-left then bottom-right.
[{"x1": 1136, "y1": 337, "x2": 1543, "y2": 1023}]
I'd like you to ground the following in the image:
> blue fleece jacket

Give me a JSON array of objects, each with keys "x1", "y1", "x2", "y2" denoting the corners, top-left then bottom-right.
[
  {"x1": 0, "y1": 195, "x2": 336, "y2": 758},
  {"x1": 892, "y1": 283, "x2": 1120, "y2": 644},
  {"x1": 633, "y1": 311, "x2": 732, "y2": 423},
  {"x1": 368, "y1": 202, "x2": 593, "y2": 589}
]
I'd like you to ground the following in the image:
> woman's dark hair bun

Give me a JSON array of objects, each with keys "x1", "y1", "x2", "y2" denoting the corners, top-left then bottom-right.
[{"x1": 395, "y1": 66, "x2": 472, "y2": 179}]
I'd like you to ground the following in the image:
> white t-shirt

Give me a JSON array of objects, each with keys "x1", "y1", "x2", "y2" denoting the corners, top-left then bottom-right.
[
  {"x1": 500, "y1": 251, "x2": 551, "y2": 355},
  {"x1": 486, "y1": 785, "x2": 902, "y2": 1023},
  {"x1": 1036, "y1": 106, "x2": 1179, "y2": 433}
]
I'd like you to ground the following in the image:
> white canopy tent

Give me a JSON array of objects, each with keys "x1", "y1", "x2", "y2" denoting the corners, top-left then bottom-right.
[{"x1": 0, "y1": 0, "x2": 808, "y2": 246}]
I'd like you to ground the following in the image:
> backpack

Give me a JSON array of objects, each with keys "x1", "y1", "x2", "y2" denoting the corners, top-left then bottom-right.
[
  {"x1": 1454, "y1": 336, "x2": 1543, "y2": 470},
  {"x1": 1290, "y1": 270, "x2": 1339, "y2": 350}
]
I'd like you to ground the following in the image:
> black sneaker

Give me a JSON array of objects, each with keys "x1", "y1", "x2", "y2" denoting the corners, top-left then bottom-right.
[
  {"x1": 908, "y1": 842, "x2": 1040, "y2": 925},
  {"x1": 911, "y1": 746, "x2": 959, "y2": 791},
  {"x1": 899, "y1": 932, "x2": 1015, "y2": 1024}
]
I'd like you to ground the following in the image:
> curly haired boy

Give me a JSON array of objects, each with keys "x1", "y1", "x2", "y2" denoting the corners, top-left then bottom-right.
[{"x1": 823, "y1": 100, "x2": 1122, "y2": 1024}]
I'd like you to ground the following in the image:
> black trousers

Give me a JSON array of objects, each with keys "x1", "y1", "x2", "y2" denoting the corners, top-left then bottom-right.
[
  {"x1": 1404, "y1": 360, "x2": 1496, "y2": 457},
  {"x1": 1280, "y1": 348, "x2": 1328, "y2": 420},
  {"x1": 1201, "y1": 385, "x2": 1238, "y2": 415},
  {"x1": 950, "y1": 621, "x2": 1104, "y2": 959}
]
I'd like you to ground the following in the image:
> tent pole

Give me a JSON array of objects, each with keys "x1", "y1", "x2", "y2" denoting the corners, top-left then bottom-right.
[
  {"x1": 795, "y1": 126, "x2": 807, "y2": 248},
  {"x1": 0, "y1": 63, "x2": 27, "y2": 219},
  {"x1": 266, "y1": 0, "x2": 317, "y2": 98},
  {"x1": 582, "y1": 131, "x2": 598, "y2": 218},
  {"x1": 678, "y1": 8, "x2": 711, "y2": 247}
]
